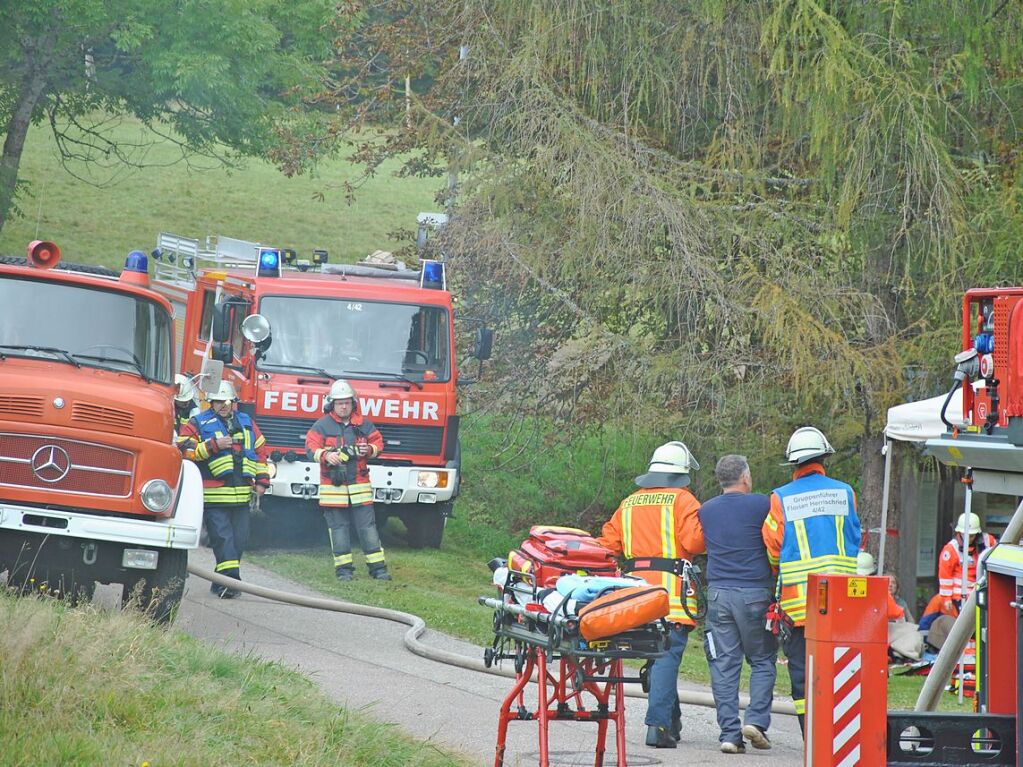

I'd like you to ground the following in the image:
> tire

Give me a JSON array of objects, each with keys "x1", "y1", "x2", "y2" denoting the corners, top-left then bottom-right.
[
  {"x1": 405, "y1": 504, "x2": 447, "y2": 549},
  {"x1": 121, "y1": 548, "x2": 188, "y2": 625}
]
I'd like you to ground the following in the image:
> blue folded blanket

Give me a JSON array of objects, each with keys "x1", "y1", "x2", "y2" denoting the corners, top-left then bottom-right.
[{"x1": 555, "y1": 574, "x2": 643, "y2": 603}]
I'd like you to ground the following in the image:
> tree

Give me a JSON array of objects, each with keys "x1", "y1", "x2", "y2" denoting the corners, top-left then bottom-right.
[
  {"x1": 325, "y1": 1, "x2": 1023, "y2": 544},
  {"x1": 0, "y1": 0, "x2": 339, "y2": 232}
]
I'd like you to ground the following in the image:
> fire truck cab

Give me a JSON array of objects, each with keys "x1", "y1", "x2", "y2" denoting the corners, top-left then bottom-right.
[
  {"x1": 0, "y1": 243, "x2": 204, "y2": 622},
  {"x1": 155, "y1": 232, "x2": 484, "y2": 549}
]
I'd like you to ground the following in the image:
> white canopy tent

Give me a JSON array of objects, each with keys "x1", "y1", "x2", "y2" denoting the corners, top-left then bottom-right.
[{"x1": 878, "y1": 384, "x2": 974, "y2": 572}]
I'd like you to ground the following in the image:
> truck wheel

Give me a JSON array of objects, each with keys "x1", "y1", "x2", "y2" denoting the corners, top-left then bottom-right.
[
  {"x1": 122, "y1": 548, "x2": 188, "y2": 625},
  {"x1": 405, "y1": 504, "x2": 447, "y2": 549}
]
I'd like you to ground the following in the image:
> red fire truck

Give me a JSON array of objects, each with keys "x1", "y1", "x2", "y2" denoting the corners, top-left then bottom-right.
[
  {"x1": 154, "y1": 231, "x2": 490, "y2": 549},
  {"x1": 0, "y1": 242, "x2": 204, "y2": 622}
]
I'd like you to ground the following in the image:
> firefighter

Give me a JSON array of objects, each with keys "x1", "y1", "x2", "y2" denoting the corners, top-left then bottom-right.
[
  {"x1": 305, "y1": 379, "x2": 389, "y2": 582},
  {"x1": 938, "y1": 512, "x2": 996, "y2": 612},
  {"x1": 173, "y1": 373, "x2": 199, "y2": 454},
  {"x1": 596, "y1": 441, "x2": 705, "y2": 750},
  {"x1": 180, "y1": 380, "x2": 269, "y2": 598},
  {"x1": 762, "y1": 426, "x2": 860, "y2": 737}
]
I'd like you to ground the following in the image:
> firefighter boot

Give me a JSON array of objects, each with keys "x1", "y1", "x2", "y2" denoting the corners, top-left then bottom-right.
[
  {"x1": 645, "y1": 726, "x2": 677, "y2": 749},
  {"x1": 370, "y1": 568, "x2": 392, "y2": 581},
  {"x1": 671, "y1": 716, "x2": 682, "y2": 742},
  {"x1": 336, "y1": 567, "x2": 355, "y2": 582}
]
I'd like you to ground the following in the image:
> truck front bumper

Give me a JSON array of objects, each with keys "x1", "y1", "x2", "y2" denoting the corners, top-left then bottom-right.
[
  {"x1": 0, "y1": 460, "x2": 204, "y2": 550},
  {"x1": 266, "y1": 459, "x2": 458, "y2": 505}
]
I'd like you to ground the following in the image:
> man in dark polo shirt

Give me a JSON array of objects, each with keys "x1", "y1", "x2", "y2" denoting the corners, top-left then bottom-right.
[{"x1": 697, "y1": 454, "x2": 777, "y2": 754}]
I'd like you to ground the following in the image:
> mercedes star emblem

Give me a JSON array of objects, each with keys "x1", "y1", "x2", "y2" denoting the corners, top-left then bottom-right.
[{"x1": 30, "y1": 444, "x2": 72, "y2": 483}]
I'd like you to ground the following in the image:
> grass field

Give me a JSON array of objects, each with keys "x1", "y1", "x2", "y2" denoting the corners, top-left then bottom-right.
[
  {"x1": 0, "y1": 591, "x2": 471, "y2": 767},
  {"x1": 0, "y1": 117, "x2": 441, "y2": 269}
]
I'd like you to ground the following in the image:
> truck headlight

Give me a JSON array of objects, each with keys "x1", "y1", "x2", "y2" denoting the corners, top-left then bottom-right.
[
  {"x1": 140, "y1": 479, "x2": 173, "y2": 513},
  {"x1": 416, "y1": 471, "x2": 448, "y2": 489},
  {"x1": 266, "y1": 460, "x2": 277, "y2": 479}
]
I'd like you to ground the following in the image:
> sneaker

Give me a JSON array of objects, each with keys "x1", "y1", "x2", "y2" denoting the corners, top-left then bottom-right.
[
  {"x1": 720, "y1": 741, "x2": 746, "y2": 754},
  {"x1": 336, "y1": 569, "x2": 355, "y2": 582},
  {"x1": 371, "y1": 570, "x2": 392, "y2": 581},
  {"x1": 645, "y1": 726, "x2": 677, "y2": 749},
  {"x1": 742, "y1": 724, "x2": 771, "y2": 750}
]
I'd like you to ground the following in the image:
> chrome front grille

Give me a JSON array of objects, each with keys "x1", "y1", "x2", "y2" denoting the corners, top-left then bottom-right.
[{"x1": 0, "y1": 432, "x2": 134, "y2": 497}]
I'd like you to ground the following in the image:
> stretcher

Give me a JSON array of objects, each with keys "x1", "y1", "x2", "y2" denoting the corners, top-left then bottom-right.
[{"x1": 480, "y1": 567, "x2": 671, "y2": 767}]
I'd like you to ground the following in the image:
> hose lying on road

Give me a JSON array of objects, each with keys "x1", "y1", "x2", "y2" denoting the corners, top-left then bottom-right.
[{"x1": 188, "y1": 563, "x2": 796, "y2": 716}]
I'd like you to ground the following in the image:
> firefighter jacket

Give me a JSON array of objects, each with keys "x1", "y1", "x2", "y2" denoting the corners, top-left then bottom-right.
[
  {"x1": 174, "y1": 409, "x2": 197, "y2": 454},
  {"x1": 938, "y1": 532, "x2": 997, "y2": 602},
  {"x1": 762, "y1": 462, "x2": 860, "y2": 626},
  {"x1": 596, "y1": 486, "x2": 705, "y2": 626},
  {"x1": 180, "y1": 409, "x2": 269, "y2": 506},
  {"x1": 305, "y1": 409, "x2": 384, "y2": 508}
]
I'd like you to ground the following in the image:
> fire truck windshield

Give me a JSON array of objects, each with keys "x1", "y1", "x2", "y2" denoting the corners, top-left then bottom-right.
[
  {"x1": 258, "y1": 295, "x2": 451, "y2": 382},
  {"x1": 0, "y1": 274, "x2": 174, "y2": 383}
]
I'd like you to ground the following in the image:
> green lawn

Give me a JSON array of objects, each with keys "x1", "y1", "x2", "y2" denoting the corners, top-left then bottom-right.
[
  {"x1": 0, "y1": 591, "x2": 471, "y2": 767},
  {"x1": 0, "y1": 118, "x2": 441, "y2": 270}
]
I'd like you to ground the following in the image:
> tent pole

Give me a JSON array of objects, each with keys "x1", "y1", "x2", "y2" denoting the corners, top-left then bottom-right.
[{"x1": 878, "y1": 438, "x2": 893, "y2": 573}]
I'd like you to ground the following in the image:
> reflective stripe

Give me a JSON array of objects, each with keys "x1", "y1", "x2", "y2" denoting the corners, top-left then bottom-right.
[
  {"x1": 334, "y1": 553, "x2": 354, "y2": 566},
  {"x1": 365, "y1": 550, "x2": 386, "y2": 564},
  {"x1": 794, "y1": 519, "x2": 811, "y2": 563},
  {"x1": 314, "y1": 448, "x2": 326, "y2": 462},
  {"x1": 203, "y1": 486, "x2": 252, "y2": 504},
  {"x1": 215, "y1": 559, "x2": 240, "y2": 572},
  {"x1": 836, "y1": 515, "x2": 846, "y2": 557},
  {"x1": 623, "y1": 507, "x2": 633, "y2": 556},
  {"x1": 765, "y1": 514, "x2": 778, "y2": 531},
  {"x1": 660, "y1": 505, "x2": 675, "y2": 559},
  {"x1": 793, "y1": 698, "x2": 806, "y2": 715},
  {"x1": 320, "y1": 482, "x2": 373, "y2": 507}
]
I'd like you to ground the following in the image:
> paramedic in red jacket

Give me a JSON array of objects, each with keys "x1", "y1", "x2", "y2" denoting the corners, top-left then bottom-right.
[
  {"x1": 306, "y1": 379, "x2": 389, "y2": 581},
  {"x1": 597, "y1": 441, "x2": 705, "y2": 750},
  {"x1": 938, "y1": 512, "x2": 996, "y2": 611}
]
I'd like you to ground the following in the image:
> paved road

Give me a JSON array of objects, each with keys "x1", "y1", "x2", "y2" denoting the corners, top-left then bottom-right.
[{"x1": 176, "y1": 548, "x2": 805, "y2": 766}]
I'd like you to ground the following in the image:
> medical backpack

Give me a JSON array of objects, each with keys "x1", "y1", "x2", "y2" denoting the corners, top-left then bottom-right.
[{"x1": 508, "y1": 525, "x2": 618, "y2": 588}]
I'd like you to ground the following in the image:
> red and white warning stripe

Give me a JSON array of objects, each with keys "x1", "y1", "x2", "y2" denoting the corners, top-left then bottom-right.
[{"x1": 832, "y1": 646, "x2": 862, "y2": 766}]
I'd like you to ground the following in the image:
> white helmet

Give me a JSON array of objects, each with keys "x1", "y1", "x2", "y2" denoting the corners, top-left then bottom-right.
[
  {"x1": 174, "y1": 373, "x2": 196, "y2": 404},
  {"x1": 635, "y1": 441, "x2": 699, "y2": 489},
  {"x1": 325, "y1": 379, "x2": 357, "y2": 405},
  {"x1": 955, "y1": 512, "x2": 982, "y2": 535},
  {"x1": 207, "y1": 380, "x2": 238, "y2": 402},
  {"x1": 856, "y1": 551, "x2": 876, "y2": 576},
  {"x1": 785, "y1": 426, "x2": 835, "y2": 465}
]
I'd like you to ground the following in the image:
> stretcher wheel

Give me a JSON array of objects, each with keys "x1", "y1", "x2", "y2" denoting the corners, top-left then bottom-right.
[
  {"x1": 514, "y1": 645, "x2": 528, "y2": 675},
  {"x1": 484, "y1": 647, "x2": 496, "y2": 668}
]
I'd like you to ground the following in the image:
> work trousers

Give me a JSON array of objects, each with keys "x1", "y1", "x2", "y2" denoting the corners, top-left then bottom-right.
[
  {"x1": 782, "y1": 626, "x2": 807, "y2": 736},
  {"x1": 645, "y1": 624, "x2": 691, "y2": 729},
  {"x1": 703, "y1": 586, "x2": 777, "y2": 746},
  {"x1": 323, "y1": 504, "x2": 386, "y2": 574},
  {"x1": 204, "y1": 503, "x2": 250, "y2": 592}
]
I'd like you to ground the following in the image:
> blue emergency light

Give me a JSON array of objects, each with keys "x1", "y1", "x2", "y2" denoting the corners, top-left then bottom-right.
[
  {"x1": 257, "y1": 248, "x2": 282, "y2": 278},
  {"x1": 420, "y1": 260, "x2": 446, "y2": 290},
  {"x1": 124, "y1": 250, "x2": 149, "y2": 273}
]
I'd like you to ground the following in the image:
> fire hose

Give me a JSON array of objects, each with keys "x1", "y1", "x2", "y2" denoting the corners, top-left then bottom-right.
[{"x1": 186, "y1": 562, "x2": 797, "y2": 716}]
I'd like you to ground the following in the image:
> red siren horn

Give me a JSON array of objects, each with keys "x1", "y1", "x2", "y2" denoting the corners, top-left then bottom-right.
[{"x1": 27, "y1": 240, "x2": 61, "y2": 269}]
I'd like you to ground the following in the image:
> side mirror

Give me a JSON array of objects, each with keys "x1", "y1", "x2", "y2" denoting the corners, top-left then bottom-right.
[
  {"x1": 198, "y1": 359, "x2": 224, "y2": 393},
  {"x1": 211, "y1": 297, "x2": 247, "y2": 343},
  {"x1": 472, "y1": 327, "x2": 493, "y2": 361},
  {"x1": 210, "y1": 342, "x2": 234, "y2": 363}
]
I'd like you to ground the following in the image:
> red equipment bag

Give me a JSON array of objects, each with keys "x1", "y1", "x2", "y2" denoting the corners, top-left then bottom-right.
[
  {"x1": 577, "y1": 584, "x2": 670, "y2": 641},
  {"x1": 508, "y1": 525, "x2": 618, "y2": 588}
]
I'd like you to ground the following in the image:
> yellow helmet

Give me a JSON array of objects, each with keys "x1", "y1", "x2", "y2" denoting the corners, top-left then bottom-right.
[{"x1": 954, "y1": 512, "x2": 982, "y2": 535}]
